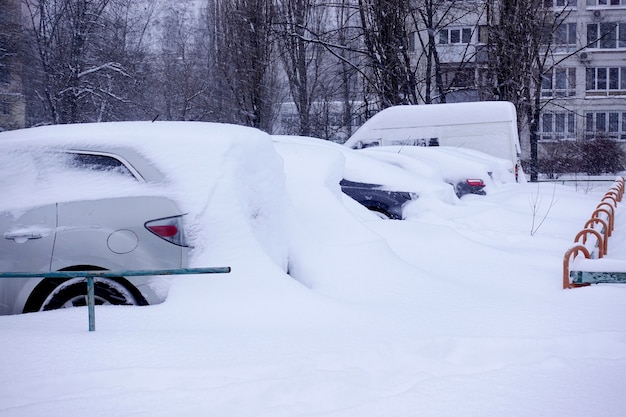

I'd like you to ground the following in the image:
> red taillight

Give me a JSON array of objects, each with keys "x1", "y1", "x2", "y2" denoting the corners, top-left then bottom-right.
[
  {"x1": 466, "y1": 179, "x2": 485, "y2": 187},
  {"x1": 147, "y1": 225, "x2": 178, "y2": 238},
  {"x1": 145, "y1": 216, "x2": 187, "y2": 246}
]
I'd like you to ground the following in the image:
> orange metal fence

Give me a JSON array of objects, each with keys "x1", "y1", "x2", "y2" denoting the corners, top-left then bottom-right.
[{"x1": 562, "y1": 176, "x2": 624, "y2": 289}]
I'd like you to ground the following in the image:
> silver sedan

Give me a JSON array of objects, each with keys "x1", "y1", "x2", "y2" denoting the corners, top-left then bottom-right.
[{"x1": 0, "y1": 146, "x2": 190, "y2": 315}]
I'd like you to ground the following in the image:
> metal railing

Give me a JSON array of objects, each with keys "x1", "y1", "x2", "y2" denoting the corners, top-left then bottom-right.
[
  {"x1": 0, "y1": 267, "x2": 231, "y2": 331},
  {"x1": 563, "y1": 177, "x2": 624, "y2": 288}
]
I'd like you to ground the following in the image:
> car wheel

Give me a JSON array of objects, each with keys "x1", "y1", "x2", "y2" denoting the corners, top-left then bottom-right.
[{"x1": 24, "y1": 277, "x2": 139, "y2": 312}]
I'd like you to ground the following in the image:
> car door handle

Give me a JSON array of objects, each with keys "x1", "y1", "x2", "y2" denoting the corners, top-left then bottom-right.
[{"x1": 4, "y1": 232, "x2": 43, "y2": 241}]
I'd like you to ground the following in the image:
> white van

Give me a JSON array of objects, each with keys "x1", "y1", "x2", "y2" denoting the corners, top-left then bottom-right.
[{"x1": 343, "y1": 101, "x2": 523, "y2": 181}]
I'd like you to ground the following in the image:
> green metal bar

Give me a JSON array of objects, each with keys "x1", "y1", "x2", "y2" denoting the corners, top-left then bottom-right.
[
  {"x1": 0, "y1": 267, "x2": 231, "y2": 279},
  {"x1": 0, "y1": 267, "x2": 231, "y2": 331},
  {"x1": 87, "y1": 276, "x2": 95, "y2": 332},
  {"x1": 570, "y1": 270, "x2": 626, "y2": 285}
]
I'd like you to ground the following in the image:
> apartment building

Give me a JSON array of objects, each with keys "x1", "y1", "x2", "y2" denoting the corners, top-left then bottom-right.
[
  {"x1": 421, "y1": 0, "x2": 626, "y2": 160},
  {"x1": 539, "y1": 0, "x2": 626, "y2": 146}
]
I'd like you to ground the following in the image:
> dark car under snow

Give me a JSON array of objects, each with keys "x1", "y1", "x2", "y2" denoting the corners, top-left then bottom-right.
[{"x1": 339, "y1": 179, "x2": 416, "y2": 220}]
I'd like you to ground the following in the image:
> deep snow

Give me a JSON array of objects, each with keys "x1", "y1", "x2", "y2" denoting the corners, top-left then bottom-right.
[{"x1": 1, "y1": 122, "x2": 625, "y2": 417}]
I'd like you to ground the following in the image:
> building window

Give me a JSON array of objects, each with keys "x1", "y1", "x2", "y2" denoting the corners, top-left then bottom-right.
[
  {"x1": 553, "y1": 23, "x2": 577, "y2": 52},
  {"x1": 586, "y1": 67, "x2": 626, "y2": 95},
  {"x1": 544, "y1": 0, "x2": 576, "y2": 7},
  {"x1": 439, "y1": 28, "x2": 472, "y2": 45},
  {"x1": 478, "y1": 25, "x2": 489, "y2": 44},
  {"x1": 453, "y1": 68, "x2": 474, "y2": 88},
  {"x1": 587, "y1": 23, "x2": 626, "y2": 49},
  {"x1": 540, "y1": 112, "x2": 576, "y2": 140},
  {"x1": 542, "y1": 68, "x2": 576, "y2": 97},
  {"x1": 586, "y1": 0, "x2": 625, "y2": 5},
  {"x1": 586, "y1": 111, "x2": 626, "y2": 139}
]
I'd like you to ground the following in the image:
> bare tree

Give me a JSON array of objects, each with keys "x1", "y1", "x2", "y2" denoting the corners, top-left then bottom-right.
[
  {"x1": 25, "y1": 0, "x2": 112, "y2": 123},
  {"x1": 332, "y1": 0, "x2": 486, "y2": 111},
  {"x1": 94, "y1": 0, "x2": 157, "y2": 121},
  {"x1": 214, "y1": 0, "x2": 278, "y2": 131},
  {"x1": 274, "y1": 0, "x2": 328, "y2": 136},
  {"x1": 154, "y1": 2, "x2": 212, "y2": 121},
  {"x1": 356, "y1": 0, "x2": 417, "y2": 107},
  {"x1": 22, "y1": 0, "x2": 157, "y2": 124},
  {"x1": 486, "y1": 0, "x2": 572, "y2": 181},
  {"x1": 332, "y1": 0, "x2": 362, "y2": 138},
  {"x1": 0, "y1": 0, "x2": 25, "y2": 130}
]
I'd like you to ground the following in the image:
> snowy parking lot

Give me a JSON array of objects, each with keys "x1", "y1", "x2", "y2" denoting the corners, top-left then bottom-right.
[{"x1": 1, "y1": 123, "x2": 625, "y2": 417}]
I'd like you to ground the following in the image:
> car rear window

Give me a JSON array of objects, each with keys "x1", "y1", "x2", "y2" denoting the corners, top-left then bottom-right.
[
  {"x1": 0, "y1": 148, "x2": 149, "y2": 211},
  {"x1": 65, "y1": 153, "x2": 135, "y2": 178}
]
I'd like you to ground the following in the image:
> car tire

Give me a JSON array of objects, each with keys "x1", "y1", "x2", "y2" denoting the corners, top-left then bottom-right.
[{"x1": 24, "y1": 277, "x2": 140, "y2": 312}]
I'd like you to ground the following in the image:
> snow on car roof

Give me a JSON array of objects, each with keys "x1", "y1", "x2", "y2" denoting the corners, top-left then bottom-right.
[
  {"x1": 272, "y1": 135, "x2": 457, "y2": 203},
  {"x1": 0, "y1": 121, "x2": 275, "y2": 209}
]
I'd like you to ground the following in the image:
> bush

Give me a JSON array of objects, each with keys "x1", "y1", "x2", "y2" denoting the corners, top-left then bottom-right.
[
  {"x1": 537, "y1": 138, "x2": 625, "y2": 177},
  {"x1": 579, "y1": 138, "x2": 625, "y2": 175},
  {"x1": 537, "y1": 140, "x2": 580, "y2": 178}
]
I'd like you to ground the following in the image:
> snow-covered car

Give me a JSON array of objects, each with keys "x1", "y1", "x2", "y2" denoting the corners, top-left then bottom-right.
[
  {"x1": 358, "y1": 145, "x2": 519, "y2": 197},
  {"x1": 339, "y1": 179, "x2": 416, "y2": 220},
  {"x1": 0, "y1": 121, "x2": 285, "y2": 315},
  {"x1": 0, "y1": 145, "x2": 191, "y2": 315},
  {"x1": 356, "y1": 146, "x2": 488, "y2": 198},
  {"x1": 272, "y1": 135, "x2": 456, "y2": 219}
]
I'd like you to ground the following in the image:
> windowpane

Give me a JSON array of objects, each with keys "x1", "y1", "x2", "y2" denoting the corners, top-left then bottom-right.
[
  {"x1": 542, "y1": 70, "x2": 553, "y2": 90},
  {"x1": 597, "y1": 113, "x2": 606, "y2": 131},
  {"x1": 555, "y1": 114, "x2": 566, "y2": 132},
  {"x1": 620, "y1": 24, "x2": 626, "y2": 47},
  {"x1": 569, "y1": 23, "x2": 577, "y2": 44},
  {"x1": 586, "y1": 113, "x2": 594, "y2": 131},
  {"x1": 439, "y1": 30, "x2": 448, "y2": 44},
  {"x1": 568, "y1": 113, "x2": 575, "y2": 133},
  {"x1": 478, "y1": 25, "x2": 489, "y2": 43},
  {"x1": 568, "y1": 68, "x2": 576, "y2": 95},
  {"x1": 587, "y1": 24, "x2": 598, "y2": 48},
  {"x1": 555, "y1": 68, "x2": 567, "y2": 89},
  {"x1": 600, "y1": 23, "x2": 616, "y2": 48},
  {"x1": 462, "y1": 28, "x2": 471, "y2": 43},
  {"x1": 609, "y1": 67, "x2": 619, "y2": 89},
  {"x1": 451, "y1": 29, "x2": 460, "y2": 43},
  {"x1": 586, "y1": 68, "x2": 595, "y2": 90},
  {"x1": 609, "y1": 113, "x2": 619, "y2": 132},
  {"x1": 555, "y1": 25, "x2": 567, "y2": 45},
  {"x1": 65, "y1": 153, "x2": 134, "y2": 178},
  {"x1": 542, "y1": 114, "x2": 553, "y2": 132},
  {"x1": 598, "y1": 68, "x2": 607, "y2": 89}
]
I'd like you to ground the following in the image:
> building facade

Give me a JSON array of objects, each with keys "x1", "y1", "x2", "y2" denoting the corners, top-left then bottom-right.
[
  {"x1": 539, "y1": 0, "x2": 626, "y2": 145},
  {"x1": 413, "y1": 0, "x2": 626, "y2": 160}
]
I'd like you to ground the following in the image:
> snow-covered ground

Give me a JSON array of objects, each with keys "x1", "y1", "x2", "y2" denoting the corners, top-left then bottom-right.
[{"x1": 1, "y1": 122, "x2": 625, "y2": 417}]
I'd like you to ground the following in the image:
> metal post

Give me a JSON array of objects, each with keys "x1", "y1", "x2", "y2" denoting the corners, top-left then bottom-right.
[{"x1": 86, "y1": 276, "x2": 95, "y2": 332}]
